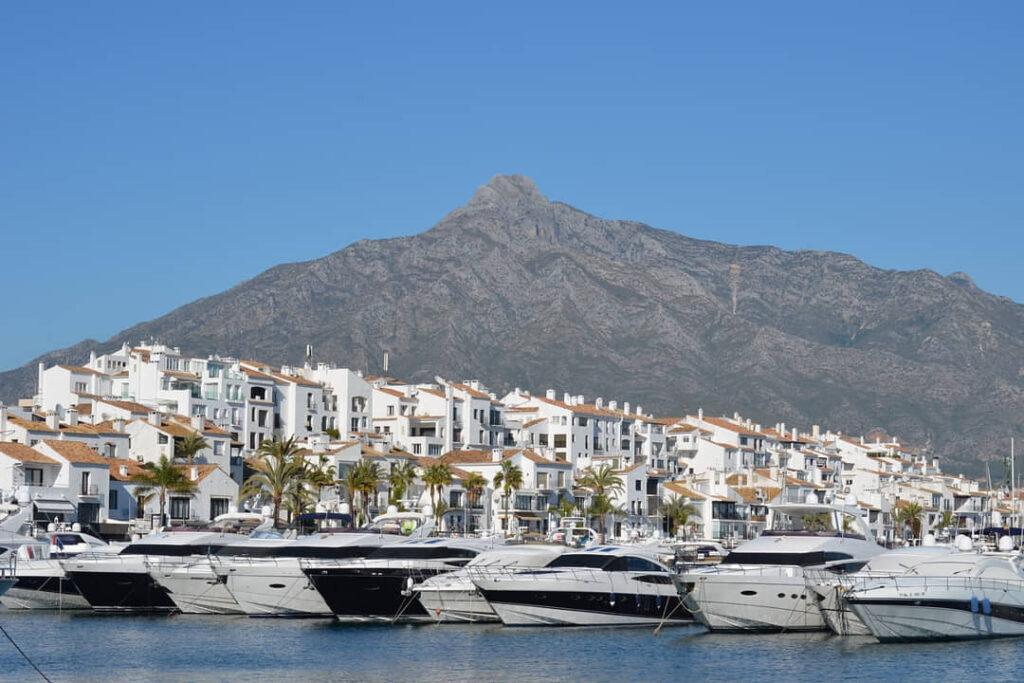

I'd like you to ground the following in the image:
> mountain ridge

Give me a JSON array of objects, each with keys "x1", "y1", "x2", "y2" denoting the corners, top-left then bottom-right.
[{"x1": 2, "y1": 174, "x2": 1021, "y2": 476}]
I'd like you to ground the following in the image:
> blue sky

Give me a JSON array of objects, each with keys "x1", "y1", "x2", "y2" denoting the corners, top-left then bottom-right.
[{"x1": 2, "y1": 2, "x2": 1021, "y2": 371}]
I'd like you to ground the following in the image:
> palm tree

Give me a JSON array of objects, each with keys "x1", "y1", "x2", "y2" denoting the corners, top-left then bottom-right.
[
  {"x1": 464, "y1": 471, "x2": 487, "y2": 533},
  {"x1": 240, "y1": 435, "x2": 306, "y2": 528},
  {"x1": 422, "y1": 462, "x2": 453, "y2": 527},
  {"x1": 131, "y1": 455, "x2": 198, "y2": 527},
  {"x1": 935, "y1": 509, "x2": 957, "y2": 536},
  {"x1": 388, "y1": 460, "x2": 418, "y2": 510},
  {"x1": 175, "y1": 430, "x2": 210, "y2": 467},
  {"x1": 897, "y1": 501, "x2": 924, "y2": 541},
  {"x1": 492, "y1": 459, "x2": 523, "y2": 536},
  {"x1": 306, "y1": 455, "x2": 336, "y2": 504},
  {"x1": 577, "y1": 464, "x2": 624, "y2": 536},
  {"x1": 354, "y1": 459, "x2": 383, "y2": 524},
  {"x1": 661, "y1": 496, "x2": 700, "y2": 538},
  {"x1": 548, "y1": 496, "x2": 579, "y2": 521}
]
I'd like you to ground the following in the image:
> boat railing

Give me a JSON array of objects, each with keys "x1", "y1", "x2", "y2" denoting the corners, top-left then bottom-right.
[
  {"x1": 678, "y1": 564, "x2": 806, "y2": 579},
  {"x1": 468, "y1": 566, "x2": 647, "y2": 586},
  {"x1": 838, "y1": 573, "x2": 1024, "y2": 595}
]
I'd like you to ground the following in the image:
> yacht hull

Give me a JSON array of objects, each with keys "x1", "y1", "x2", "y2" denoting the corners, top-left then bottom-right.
[
  {"x1": 849, "y1": 596, "x2": 1024, "y2": 642},
  {"x1": 223, "y1": 560, "x2": 332, "y2": 617},
  {"x1": 3, "y1": 574, "x2": 89, "y2": 610},
  {"x1": 481, "y1": 589, "x2": 689, "y2": 627},
  {"x1": 414, "y1": 587, "x2": 498, "y2": 623},
  {"x1": 66, "y1": 569, "x2": 177, "y2": 612},
  {"x1": 305, "y1": 568, "x2": 441, "y2": 622},
  {"x1": 680, "y1": 570, "x2": 826, "y2": 632},
  {"x1": 152, "y1": 561, "x2": 243, "y2": 615},
  {"x1": 805, "y1": 578, "x2": 871, "y2": 636}
]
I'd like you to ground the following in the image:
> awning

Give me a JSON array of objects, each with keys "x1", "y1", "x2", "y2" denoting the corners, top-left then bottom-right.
[
  {"x1": 515, "y1": 514, "x2": 542, "y2": 521},
  {"x1": 33, "y1": 500, "x2": 76, "y2": 513}
]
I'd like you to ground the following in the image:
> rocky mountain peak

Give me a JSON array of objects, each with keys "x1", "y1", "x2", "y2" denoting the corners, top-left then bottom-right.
[{"x1": 466, "y1": 174, "x2": 547, "y2": 210}]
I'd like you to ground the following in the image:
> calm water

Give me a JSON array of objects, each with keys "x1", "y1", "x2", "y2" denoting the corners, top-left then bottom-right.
[{"x1": 2, "y1": 611, "x2": 1024, "y2": 682}]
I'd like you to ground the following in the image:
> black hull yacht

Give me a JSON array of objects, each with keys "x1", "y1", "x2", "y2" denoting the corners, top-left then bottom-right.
[{"x1": 303, "y1": 538, "x2": 498, "y2": 622}]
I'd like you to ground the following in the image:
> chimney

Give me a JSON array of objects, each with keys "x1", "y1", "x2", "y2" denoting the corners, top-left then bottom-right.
[
  {"x1": 780, "y1": 422, "x2": 786, "y2": 437},
  {"x1": 698, "y1": 408, "x2": 703, "y2": 423},
  {"x1": 0, "y1": 404, "x2": 7, "y2": 442},
  {"x1": 624, "y1": 402, "x2": 631, "y2": 415},
  {"x1": 38, "y1": 362, "x2": 45, "y2": 394},
  {"x1": 594, "y1": 397, "x2": 603, "y2": 410},
  {"x1": 492, "y1": 448, "x2": 503, "y2": 463},
  {"x1": 563, "y1": 393, "x2": 572, "y2": 405},
  {"x1": 812, "y1": 424, "x2": 820, "y2": 439},
  {"x1": 45, "y1": 410, "x2": 60, "y2": 430},
  {"x1": 577, "y1": 395, "x2": 584, "y2": 406},
  {"x1": 191, "y1": 414, "x2": 205, "y2": 432},
  {"x1": 608, "y1": 400, "x2": 618, "y2": 412},
  {"x1": 113, "y1": 418, "x2": 126, "y2": 433},
  {"x1": 119, "y1": 465, "x2": 128, "y2": 478},
  {"x1": 733, "y1": 412, "x2": 740, "y2": 421},
  {"x1": 636, "y1": 405, "x2": 643, "y2": 416},
  {"x1": 546, "y1": 389, "x2": 556, "y2": 400},
  {"x1": 792, "y1": 427, "x2": 798, "y2": 440},
  {"x1": 66, "y1": 407, "x2": 79, "y2": 426},
  {"x1": 148, "y1": 411, "x2": 161, "y2": 427},
  {"x1": 190, "y1": 466, "x2": 199, "y2": 481},
  {"x1": 89, "y1": 350, "x2": 97, "y2": 369},
  {"x1": 754, "y1": 424, "x2": 761, "y2": 432}
]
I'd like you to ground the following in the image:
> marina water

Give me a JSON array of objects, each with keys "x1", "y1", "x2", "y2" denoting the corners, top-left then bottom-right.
[{"x1": 3, "y1": 611, "x2": 1024, "y2": 682}]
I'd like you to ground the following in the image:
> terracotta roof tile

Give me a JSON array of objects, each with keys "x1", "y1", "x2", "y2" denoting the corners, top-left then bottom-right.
[
  {"x1": 0, "y1": 443, "x2": 59, "y2": 465},
  {"x1": 41, "y1": 440, "x2": 110, "y2": 464}
]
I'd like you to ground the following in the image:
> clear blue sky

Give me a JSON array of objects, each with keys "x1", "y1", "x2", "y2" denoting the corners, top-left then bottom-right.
[{"x1": 3, "y1": 2, "x2": 1021, "y2": 371}]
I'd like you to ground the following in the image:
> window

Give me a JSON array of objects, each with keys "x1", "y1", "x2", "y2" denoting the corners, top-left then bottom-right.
[
  {"x1": 75, "y1": 381, "x2": 87, "y2": 392},
  {"x1": 110, "y1": 489, "x2": 119, "y2": 510},
  {"x1": 25, "y1": 467, "x2": 43, "y2": 486},
  {"x1": 428, "y1": 444, "x2": 441, "y2": 456},
  {"x1": 210, "y1": 497, "x2": 230, "y2": 519},
  {"x1": 158, "y1": 434, "x2": 169, "y2": 445},
  {"x1": 81, "y1": 471, "x2": 92, "y2": 495},
  {"x1": 351, "y1": 418, "x2": 359, "y2": 432},
  {"x1": 387, "y1": 405, "x2": 395, "y2": 416},
  {"x1": 635, "y1": 479, "x2": 642, "y2": 491},
  {"x1": 214, "y1": 441, "x2": 224, "y2": 456},
  {"x1": 169, "y1": 497, "x2": 191, "y2": 520},
  {"x1": 537, "y1": 472, "x2": 548, "y2": 488},
  {"x1": 413, "y1": 444, "x2": 422, "y2": 455},
  {"x1": 557, "y1": 472, "x2": 565, "y2": 488}
]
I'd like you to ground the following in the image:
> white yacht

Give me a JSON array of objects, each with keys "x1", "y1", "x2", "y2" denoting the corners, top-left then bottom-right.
[
  {"x1": 471, "y1": 545, "x2": 689, "y2": 627},
  {"x1": 677, "y1": 502, "x2": 884, "y2": 632},
  {"x1": 805, "y1": 544, "x2": 956, "y2": 635},
  {"x1": 63, "y1": 531, "x2": 250, "y2": 612},
  {"x1": 220, "y1": 530, "x2": 408, "y2": 616},
  {"x1": 844, "y1": 550, "x2": 1024, "y2": 641},
  {"x1": 303, "y1": 537, "x2": 501, "y2": 622},
  {"x1": 150, "y1": 535, "x2": 291, "y2": 614},
  {"x1": 218, "y1": 511, "x2": 430, "y2": 617},
  {"x1": 412, "y1": 544, "x2": 568, "y2": 623},
  {"x1": 1, "y1": 531, "x2": 109, "y2": 610}
]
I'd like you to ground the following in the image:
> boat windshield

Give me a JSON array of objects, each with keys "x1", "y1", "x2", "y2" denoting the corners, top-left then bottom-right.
[{"x1": 722, "y1": 550, "x2": 862, "y2": 569}]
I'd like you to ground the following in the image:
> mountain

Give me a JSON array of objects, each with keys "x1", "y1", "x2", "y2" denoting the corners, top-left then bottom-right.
[{"x1": 2, "y1": 174, "x2": 1022, "y2": 475}]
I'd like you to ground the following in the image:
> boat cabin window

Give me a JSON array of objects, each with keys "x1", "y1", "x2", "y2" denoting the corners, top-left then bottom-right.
[
  {"x1": 767, "y1": 510, "x2": 865, "y2": 538},
  {"x1": 547, "y1": 554, "x2": 617, "y2": 570},
  {"x1": 282, "y1": 545, "x2": 382, "y2": 559},
  {"x1": 624, "y1": 556, "x2": 666, "y2": 572},
  {"x1": 121, "y1": 542, "x2": 232, "y2": 557},
  {"x1": 366, "y1": 546, "x2": 479, "y2": 560}
]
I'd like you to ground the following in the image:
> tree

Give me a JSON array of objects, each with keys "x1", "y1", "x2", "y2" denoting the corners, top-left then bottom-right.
[
  {"x1": 492, "y1": 459, "x2": 523, "y2": 536},
  {"x1": 896, "y1": 501, "x2": 924, "y2": 540},
  {"x1": 463, "y1": 471, "x2": 487, "y2": 533},
  {"x1": 422, "y1": 462, "x2": 453, "y2": 528},
  {"x1": 353, "y1": 459, "x2": 383, "y2": 524},
  {"x1": 548, "y1": 496, "x2": 579, "y2": 521},
  {"x1": 577, "y1": 464, "x2": 624, "y2": 536},
  {"x1": 388, "y1": 460, "x2": 418, "y2": 510},
  {"x1": 306, "y1": 455, "x2": 336, "y2": 503},
  {"x1": 661, "y1": 496, "x2": 700, "y2": 538},
  {"x1": 935, "y1": 509, "x2": 957, "y2": 536},
  {"x1": 175, "y1": 430, "x2": 210, "y2": 467},
  {"x1": 131, "y1": 455, "x2": 198, "y2": 527},
  {"x1": 240, "y1": 435, "x2": 306, "y2": 528}
]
